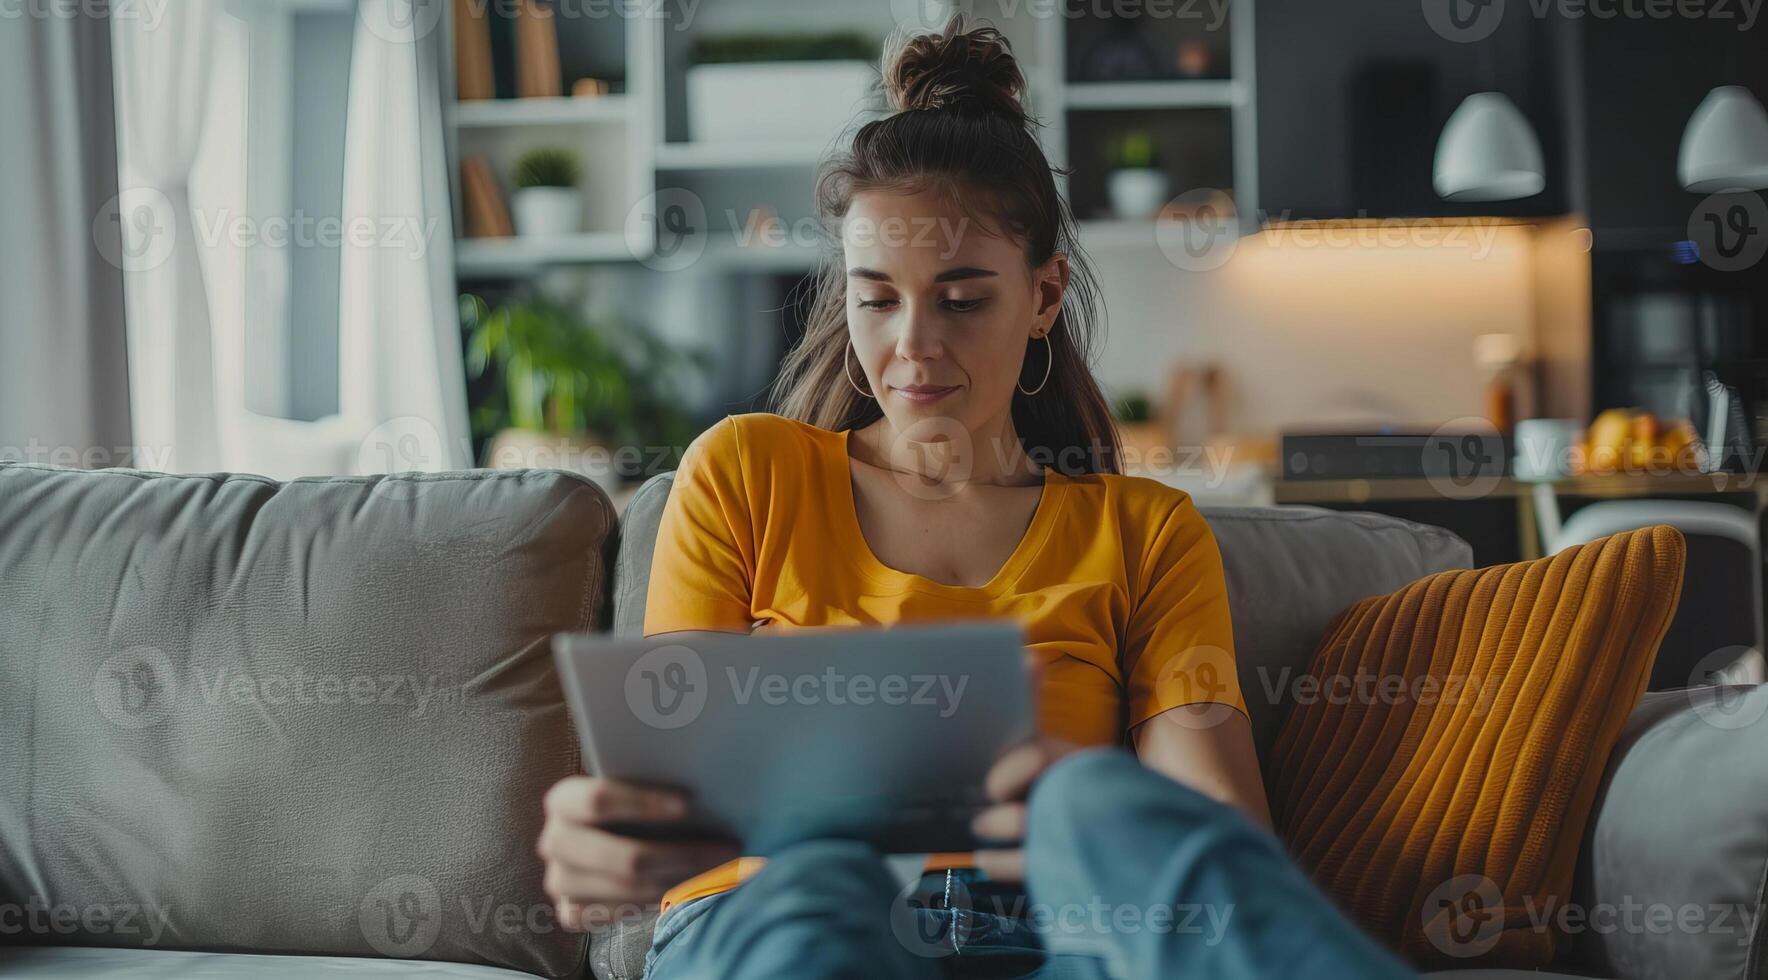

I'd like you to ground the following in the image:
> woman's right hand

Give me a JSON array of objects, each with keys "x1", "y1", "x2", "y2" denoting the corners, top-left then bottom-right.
[{"x1": 537, "y1": 776, "x2": 740, "y2": 932}]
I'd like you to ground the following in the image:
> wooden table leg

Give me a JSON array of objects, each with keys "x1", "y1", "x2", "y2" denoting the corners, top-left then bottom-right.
[{"x1": 1518, "y1": 490, "x2": 1540, "y2": 560}]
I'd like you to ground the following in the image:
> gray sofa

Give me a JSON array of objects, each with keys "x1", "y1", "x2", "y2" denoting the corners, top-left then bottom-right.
[{"x1": 1, "y1": 463, "x2": 1763, "y2": 980}]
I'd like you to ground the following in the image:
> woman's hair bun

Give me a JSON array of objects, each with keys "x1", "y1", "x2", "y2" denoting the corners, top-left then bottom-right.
[{"x1": 882, "y1": 15, "x2": 1028, "y2": 125}]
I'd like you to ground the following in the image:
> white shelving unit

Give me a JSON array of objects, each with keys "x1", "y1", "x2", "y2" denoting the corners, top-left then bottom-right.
[
  {"x1": 651, "y1": 140, "x2": 831, "y2": 172},
  {"x1": 1062, "y1": 79, "x2": 1243, "y2": 110},
  {"x1": 441, "y1": 0, "x2": 1259, "y2": 279},
  {"x1": 449, "y1": 94, "x2": 630, "y2": 128},
  {"x1": 454, "y1": 231, "x2": 634, "y2": 277},
  {"x1": 700, "y1": 235, "x2": 828, "y2": 271},
  {"x1": 1039, "y1": 0, "x2": 1259, "y2": 238},
  {"x1": 441, "y1": 5, "x2": 654, "y2": 278}
]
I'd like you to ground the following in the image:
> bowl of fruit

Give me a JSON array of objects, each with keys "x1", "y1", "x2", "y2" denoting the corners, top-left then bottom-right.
[{"x1": 1572, "y1": 409, "x2": 1706, "y2": 476}]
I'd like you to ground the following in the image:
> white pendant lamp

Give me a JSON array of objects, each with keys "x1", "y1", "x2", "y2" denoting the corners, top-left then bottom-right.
[
  {"x1": 1678, "y1": 86, "x2": 1768, "y2": 192},
  {"x1": 1433, "y1": 93, "x2": 1547, "y2": 202}
]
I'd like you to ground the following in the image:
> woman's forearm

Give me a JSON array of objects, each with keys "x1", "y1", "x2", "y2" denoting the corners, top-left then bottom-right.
[{"x1": 1132, "y1": 706, "x2": 1275, "y2": 832}]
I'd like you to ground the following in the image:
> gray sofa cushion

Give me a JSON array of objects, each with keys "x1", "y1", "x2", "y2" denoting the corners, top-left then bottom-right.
[
  {"x1": 611, "y1": 473, "x2": 1475, "y2": 758},
  {"x1": 610, "y1": 473, "x2": 673, "y2": 639},
  {"x1": 0, "y1": 946, "x2": 546, "y2": 978},
  {"x1": 0, "y1": 464, "x2": 613, "y2": 978},
  {"x1": 1567, "y1": 684, "x2": 1768, "y2": 980},
  {"x1": 1414, "y1": 962, "x2": 1598, "y2": 969}
]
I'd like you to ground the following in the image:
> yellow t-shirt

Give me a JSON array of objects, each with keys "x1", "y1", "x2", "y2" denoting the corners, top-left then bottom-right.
[{"x1": 644, "y1": 413, "x2": 1244, "y2": 909}]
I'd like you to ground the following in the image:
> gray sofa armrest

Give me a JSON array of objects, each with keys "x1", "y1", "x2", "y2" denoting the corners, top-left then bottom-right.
[{"x1": 1567, "y1": 685, "x2": 1768, "y2": 979}]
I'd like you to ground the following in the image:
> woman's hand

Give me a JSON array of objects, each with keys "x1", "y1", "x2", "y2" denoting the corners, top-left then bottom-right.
[
  {"x1": 969, "y1": 735, "x2": 1079, "y2": 882},
  {"x1": 537, "y1": 776, "x2": 740, "y2": 932}
]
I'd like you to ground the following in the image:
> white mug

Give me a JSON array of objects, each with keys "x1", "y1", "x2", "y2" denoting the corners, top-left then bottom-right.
[{"x1": 1512, "y1": 418, "x2": 1580, "y2": 482}]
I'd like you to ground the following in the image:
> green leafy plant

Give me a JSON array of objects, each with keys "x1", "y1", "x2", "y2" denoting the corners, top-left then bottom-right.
[
  {"x1": 1112, "y1": 131, "x2": 1159, "y2": 171},
  {"x1": 512, "y1": 148, "x2": 580, "y2": 190},
  {"x1": 1114, "y1": 391, "x2": 1155, "y2": 423},
  {"x1": 460, "y1": 293, "x2": 700, "y2": 453},
  {"x1": 693, "y1": 31, "x2": 878, "y2": 65}
]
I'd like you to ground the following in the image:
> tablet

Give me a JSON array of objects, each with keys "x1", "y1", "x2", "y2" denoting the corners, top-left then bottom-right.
[{"x1": 552, "y1": 622, "x2": 1034, "y2": 855}]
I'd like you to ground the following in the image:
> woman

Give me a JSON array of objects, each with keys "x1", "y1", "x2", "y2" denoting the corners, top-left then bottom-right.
[{"x1": 537, "y1": 18, "x2": 1412, "y2": 980}]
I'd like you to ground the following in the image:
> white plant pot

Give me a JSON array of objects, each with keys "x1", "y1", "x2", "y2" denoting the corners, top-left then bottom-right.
[
  {"x1": 687, "y1": 61, "x2": 875, "y2": 145},
  {"x1": 1107, "y1": 168, "x2": 1170, "y2": 219},
  {"x1": 512, "y1": 187, "x2": 584, "y2": 237}
]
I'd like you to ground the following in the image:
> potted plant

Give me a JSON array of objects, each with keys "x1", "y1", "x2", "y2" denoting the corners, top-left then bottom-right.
[
  {"x1": 686, "y1": 32, "x2": 879, "y2": 145},
  {"x1": 510, "y1": 147, "x2": 583, "y2": 237},
  {"x1": 1107, "y1": 130, "x2": 1170, "y2": 219},
  {"x1": 1113, "y1": 390, "x2": 1170, "y2": 470},
  {"x1": 461, "y1": 293, "x2": 699, "y2": 495}
]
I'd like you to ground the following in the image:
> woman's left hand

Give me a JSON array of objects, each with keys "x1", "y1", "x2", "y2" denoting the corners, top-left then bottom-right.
[{"x1": 970, "y1": 735, "x2": 1079, "y2": 881}]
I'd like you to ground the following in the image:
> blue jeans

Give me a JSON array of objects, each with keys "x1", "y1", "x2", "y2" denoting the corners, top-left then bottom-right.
[{"x1": 644, "y1": 749, "x2": 1415, "y2": 979}]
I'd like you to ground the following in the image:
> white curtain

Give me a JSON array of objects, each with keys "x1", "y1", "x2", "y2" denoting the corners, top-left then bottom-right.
[
  {"x1": 110, "y1": 0, "x2": 221, "y2": 472},
  {"x1": 0, "y1": 4, "x2": 132, "y2": 465},
  {"x1": 110, "y1": 0, "x2": 470, "y2": 479},
  {"x1": 333, "y1": 0, "x2": 472, "y2": 476}
]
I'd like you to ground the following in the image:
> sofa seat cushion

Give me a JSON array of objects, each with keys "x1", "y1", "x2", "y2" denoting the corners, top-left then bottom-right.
[
  {"x1": 0, "y1": 465, "x2": 614, "y2": 977},
  {"x1": 1267, "y1": 526, "x2": 1685, "y2": 972},
  {"x1": 1568, "y1": 684, "x2": 1768, "y2": 980},
  {"x1": 1421, "y1": 962, "x2": 1605, "y2": 969},
  {"x1": 0, "y1": 947, "x2": 545, "y2": 978}
]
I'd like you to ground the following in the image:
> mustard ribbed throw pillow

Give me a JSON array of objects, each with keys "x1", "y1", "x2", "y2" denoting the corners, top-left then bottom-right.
[{"x1": 1267, "y1": 525, "x2": 1685, "y2": 970}]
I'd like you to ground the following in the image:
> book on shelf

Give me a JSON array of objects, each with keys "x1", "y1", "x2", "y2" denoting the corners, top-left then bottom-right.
[
  {"x1": 515, "y1": 0, "x2": 562, "y2": 99},
  {"x1": 453, "y1": 0, "x2": 494, "y2": 101},
  {"x1": 461, "y1": 156, "x2": 514, "y2": 239}
]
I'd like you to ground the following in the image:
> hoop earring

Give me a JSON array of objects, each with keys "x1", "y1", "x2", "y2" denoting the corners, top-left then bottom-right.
[
  {"x1": 1018, "y1": 333, "x2": 1053, "y2": 396},
  {"x1": 844, "y1": 342, "x2": 875, "y2": 399}
]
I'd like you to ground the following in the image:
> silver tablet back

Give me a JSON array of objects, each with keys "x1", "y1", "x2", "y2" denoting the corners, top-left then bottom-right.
[{"x1": 553, "y1": 621, "x2": 1033, "y2": 854}]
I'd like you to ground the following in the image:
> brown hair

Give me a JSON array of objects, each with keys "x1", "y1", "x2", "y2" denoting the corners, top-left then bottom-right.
[{"x1": 768, "y1": 15, "x2": 1120, "y2": 475}]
